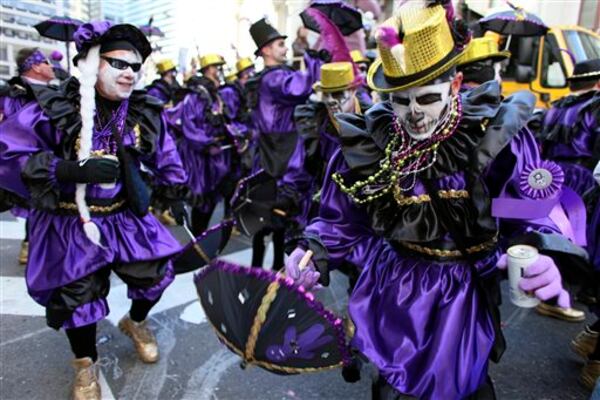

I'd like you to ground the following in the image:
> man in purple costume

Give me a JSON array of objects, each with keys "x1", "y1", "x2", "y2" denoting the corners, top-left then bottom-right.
[
  {"x1": 245, "y1": 17, "x2": 324, "y2": 270},
  {"x1": 165, "y1": 53, "x2": 240, "y2": 236},
  {"x1": 146, "y1": 58, "x2": 181, "y2": 107},
  {"x1": 285, "y1": 3, "x2": 585, "y2": 399},
  {"x1": 540, "y1": 58, "x2": 600, "y2": 319},
  {"x1": 0, "y1": 47, "x2": 57, "y2": 264},
  {"x1": 0, "y1": 22, "x2": 189, "y2": 400}
]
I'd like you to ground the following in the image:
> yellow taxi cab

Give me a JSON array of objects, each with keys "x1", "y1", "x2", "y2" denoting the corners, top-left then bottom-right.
[{"x1": 501, "y1": 25, "x2": 600, "y2": 108}]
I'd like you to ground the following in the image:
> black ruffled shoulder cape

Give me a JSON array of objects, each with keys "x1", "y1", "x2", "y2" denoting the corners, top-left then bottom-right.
[{"x1": 334, "y1": 81, "x2": 536, "y2": 248}]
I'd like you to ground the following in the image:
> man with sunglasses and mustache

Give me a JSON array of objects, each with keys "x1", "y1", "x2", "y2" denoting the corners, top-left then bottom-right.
[
  {"x1": 0, "y1": 22, "x2": 189, "y2": 400},
  {"x1": 285, "y1": 2, "x2": 587, "y2": 399},
  {"x1": 0, "y1": 47, "x2": 57, "y2": 265}
]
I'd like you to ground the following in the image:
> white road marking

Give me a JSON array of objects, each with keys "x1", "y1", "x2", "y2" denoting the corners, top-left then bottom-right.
[
  {"x1": 98, "y1": 370, "x2": 117, "y2": 400},
  {"x1": 0, "y1": 218, "x2": 26, "y2": 240},
  {"x1": 182, "y1": 349, "x2": 239, "y2": 400}
]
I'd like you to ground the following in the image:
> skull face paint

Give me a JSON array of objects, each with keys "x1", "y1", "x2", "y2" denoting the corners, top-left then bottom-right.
[
  {"x1": 96, "y1": 49, "x2": 142, "y2": 101},
  {"x1": 390, "y1": 81, "x2": 452, "y2": 141},
  {"x1": 323, "y1": 89, "x2": 355, "y2": 115}
]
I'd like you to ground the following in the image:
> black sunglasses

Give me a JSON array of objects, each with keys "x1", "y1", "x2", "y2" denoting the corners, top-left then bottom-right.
[{"x1": 101, "y1": 56, "x2": 142, "y2": 72}]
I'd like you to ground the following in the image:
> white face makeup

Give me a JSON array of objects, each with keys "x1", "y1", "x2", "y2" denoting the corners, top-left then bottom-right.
[
  {"x1": 96, "y1": 49, "x2": 142, "y2": 101},
  {"x1": 390, "y1": 81, "x2": 452, "y2": 141},
  {"x1": 323, "y1": 89, "x2": 355, "y2": 114}
]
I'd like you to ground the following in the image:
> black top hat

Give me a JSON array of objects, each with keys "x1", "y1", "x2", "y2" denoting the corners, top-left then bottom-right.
[
  {"x1": 568, "y1": 58, "x2": 600, "y2": 82},
  {"x1": 249, "y1": 18, "x2": 287, "y2": 56}
]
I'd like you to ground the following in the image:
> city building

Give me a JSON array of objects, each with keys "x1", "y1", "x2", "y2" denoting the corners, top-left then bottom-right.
[{"x1": 0, "y1": 0, "x2": 60, "y2": 80}]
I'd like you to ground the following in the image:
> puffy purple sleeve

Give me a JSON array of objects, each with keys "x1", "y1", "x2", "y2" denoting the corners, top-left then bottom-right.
[
  {"x1": 141, "y1": 113, "x2": 187, "y2": 184},
  {"x1": 147, "y1": 86, "x2": 170, "y2": 105},
  {"x1": 487, "y1": 128, "x2": 588, "y2": 259},
  {"x1": 0, "y1": 103, "x2": 63, "y2": 207},
  {"x1": 304, "y1": 149, "x2": 384, "y2": 271},
  {"x1": 165, "y1": 92, "x2": 218, "y2": 151},
  {"x1": 219, "y1": 85, "x2": 240, "y2": 120},
  {"x1": 264, "y1": 54, "x2": 321, "y2": 106}
]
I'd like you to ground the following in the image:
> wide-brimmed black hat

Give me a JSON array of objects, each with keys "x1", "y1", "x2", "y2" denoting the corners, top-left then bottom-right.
[
  {"x1": 73, "y1": 22, "x2": 152, "y2": 65},
  {"x1": 568, "y1": 58, "x2": 600, "y2": 82},
  {"x1": 249, "y1": 18, "x2": 287, "y2": 56}
]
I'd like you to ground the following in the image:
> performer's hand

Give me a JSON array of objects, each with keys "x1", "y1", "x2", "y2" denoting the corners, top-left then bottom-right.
[
  {"x1": 56, "y1": 158, "x2": 120, "y2": 184},
  {"x1": 519, "y1": 255, "x2": 571, "y2": 308},
  {"x1": 169, "y1": 200, "x2": 189, "y2": 226},
  {"x1": 208, "y1": 145, "x2": 222, "y2": 156},
  {"x1": 285, "y1": 247, "x2": 320, "y2": 290}
]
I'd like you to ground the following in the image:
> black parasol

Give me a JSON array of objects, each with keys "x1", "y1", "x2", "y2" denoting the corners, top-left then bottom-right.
[
  {"x1": 172, "y1": 220, "x2": 233, "y2": 274},
  {"x1": 34, "y1": 16, "x2": 83, "y2": 73},
  {"x1": 300, "y1": 0, "x2": 363, "y2": 36},
  {"x1": 478, "y1": 1, "x2": 548, "y2": 37},
  {"x1": 230, "y1": 170, "x2": 286, "y2": 237},
  {"x1": 194, "y1": 258, "x2": 351, "y2": 374}
]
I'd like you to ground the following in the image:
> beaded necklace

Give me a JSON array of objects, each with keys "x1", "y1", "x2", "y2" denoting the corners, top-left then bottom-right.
[
  {"x1": 91, "y1": 100, "x2": 129, "y2": 156},
  {"x1": 332, "y1": 95, "x2": 463, "y2": 205}
]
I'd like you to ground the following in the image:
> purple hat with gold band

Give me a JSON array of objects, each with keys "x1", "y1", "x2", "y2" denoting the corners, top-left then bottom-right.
[
  {"x1": 18, "y1": 49, "x2": 48, "y2": 74},
  {"x1": 73, "y1": 21, "x2": 152, "y2": 65}
]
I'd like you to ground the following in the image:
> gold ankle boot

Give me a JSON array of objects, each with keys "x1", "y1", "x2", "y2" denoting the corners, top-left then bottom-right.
[
  {"x1": 535, "y1": 302, "x2": 585, "y2": 322},
  {"x1": 118, "y1": 316, "x2": 159, "y2": 363},
  {"x1": 71, "y1": 357, "x2": 100, "y2": 400},
  {"x1": 571, "y1": 326, "x2": 599, "y2": 360},
  {"x1": 580, "y1": 360, "x2": 600, "y2": 390},
  {"x1": 18, "y1": 241, "x2": 28, "y2": 265}
]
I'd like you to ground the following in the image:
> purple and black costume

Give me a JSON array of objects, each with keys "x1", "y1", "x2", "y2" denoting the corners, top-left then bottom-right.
[
  {"x1": 541, "y1": 91, "x2": 600, "y2": 269},
  {"x1": 146, "y1": 77, "x2": 181, "y2": 107},
  {"x1": 0, "y1": 78, "x2": 188, "y2": 329},
  {"x1": 165, "y1": 77, "x2": 236, "y2": 220},
  {"x1": 301, "y1": 82, "x2": 587, "y2": 399}
]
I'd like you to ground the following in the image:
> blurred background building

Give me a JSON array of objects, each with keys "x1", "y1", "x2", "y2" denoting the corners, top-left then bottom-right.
[{"x1": 1, "y1": 0, "x2": 597, "y2": 81}]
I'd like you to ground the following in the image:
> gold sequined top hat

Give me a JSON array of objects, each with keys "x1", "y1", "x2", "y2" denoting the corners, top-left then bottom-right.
[
  {"x1": 458, "y1": 37, "x2": 510, "y2": 67},
  {"x1": 199, "y1": 54, "x2": 226, "y2": 70},
  {"x1": 236, "y1": 57, "x2": 254, "y2": 74},
  {"x1": 313, "y1": 62, "x2": 359, "y2": 92},
  {"x1": 350, "y1": 49, "x2": 369, "y2": 65},
  {"x1": 156, "y1": 59, "x2": 176, "y2": 74},
  {"x1": 367, "y1": 3, "x2": 470, "y2": 92}
]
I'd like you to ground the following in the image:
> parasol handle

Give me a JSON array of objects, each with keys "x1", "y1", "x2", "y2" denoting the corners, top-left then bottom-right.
[
  {"x1": 182, "y1": 220, "x2": 196, "y2": 242},
  {"x1": 298, "y1": 250, "x2": 314, "y2": 271},
  {"x1": 272, "y1": 208, "x2": 287, "y2": 217}
]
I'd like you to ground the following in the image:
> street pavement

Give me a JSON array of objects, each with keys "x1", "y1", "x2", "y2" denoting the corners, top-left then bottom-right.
[{"x1": 0, "y1": 208, "x2": 595, "y2": 400}]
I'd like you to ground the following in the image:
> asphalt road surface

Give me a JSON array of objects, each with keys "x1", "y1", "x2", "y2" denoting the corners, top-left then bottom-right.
[{"x1": 0, "y1": 208, "x2": 594, "y2": 399}]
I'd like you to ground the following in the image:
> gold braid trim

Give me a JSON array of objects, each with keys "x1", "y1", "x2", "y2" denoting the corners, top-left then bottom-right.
[
  {"x1": 208, "y1": 319, "x2": 343, "y2": 374},
  {"x1": 192, "y1": 243, "x2": 211, "y2": 264},
  {"x1": 394, "y1": 189, "x2": 470, "y2": 206},
  {"x1": 58, "y1": 200, "x2": 126, "y2": 213},
  {"x1": 244, "y1": 280, "x2": 280, "y2": 362},
  {"x1": 133, "y1": 124, "x2": 141, "y2": 149},
  {"x1": 401, "y1": 235, "x2": 498, "y2": 258}
]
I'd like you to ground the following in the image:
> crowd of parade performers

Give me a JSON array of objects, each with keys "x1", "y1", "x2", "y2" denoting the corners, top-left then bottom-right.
[{"x1": 0, "y1": 1, "x2": 599, "y2": 399}]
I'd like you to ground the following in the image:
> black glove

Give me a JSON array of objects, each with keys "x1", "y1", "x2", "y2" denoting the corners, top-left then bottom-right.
[
  {"x1": 306, "y1": 49, "x2": 331, "y2": 62},
  {"x1": 55, "y1": 158, "x2": 120, "y2": 184},
  {"x1": 169, "y1": 200, "x2": 189, "y2": 226}
]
